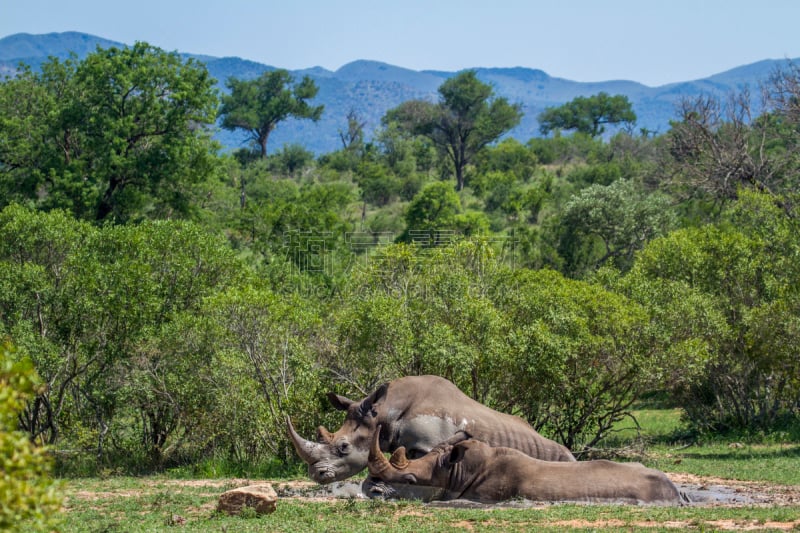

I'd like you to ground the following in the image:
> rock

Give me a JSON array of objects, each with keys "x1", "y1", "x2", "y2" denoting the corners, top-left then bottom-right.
[
  {"x1": 167, "y1": 514, "x2": 186, "y2": 526},
  {"x1": 217, "y1": 483, "x2": 278, "y2": 515}
]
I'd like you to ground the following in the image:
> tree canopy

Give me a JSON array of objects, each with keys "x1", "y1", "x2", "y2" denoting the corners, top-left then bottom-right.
[
  {"x1": 384, "y1": 70, "x2": 522, "y2": 190},
  {"x1": 219, "y1": 69, "x2": 324, "y2": 158},
  {"x1": 0, "y1": 42, "x2": 220, "y2": 222},
  {"x1": 538, "y1": 92, "x2": 636, "y2": 138}
]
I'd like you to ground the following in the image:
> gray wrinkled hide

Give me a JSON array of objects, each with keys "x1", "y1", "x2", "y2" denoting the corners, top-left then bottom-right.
[{"x1": 368, "y1": 436, "x2": 685, "y2": 506}]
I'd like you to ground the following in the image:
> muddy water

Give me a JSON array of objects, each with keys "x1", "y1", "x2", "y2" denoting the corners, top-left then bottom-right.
[
  {"x1": 275, "y1": 479, "x2": 771, "y2": 506},
  {"x1": 681, "y1": 482, "x2": 759, "y2": 505}
]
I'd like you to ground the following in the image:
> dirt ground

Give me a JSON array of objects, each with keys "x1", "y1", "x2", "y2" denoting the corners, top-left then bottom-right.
[
  {"x1": 115, "y1": 473, "x2": 800, "y2": 507},
  {"x1": 68, "y1": 474, "x2": 800, "y2": 531},
  {"x1": 265, "y1": 475, "x2": 800, "y2": 530}
]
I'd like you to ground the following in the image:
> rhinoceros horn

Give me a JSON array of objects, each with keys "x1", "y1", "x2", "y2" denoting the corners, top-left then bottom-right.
[
  {"x1": 368, "y1": 425, "x2": 394, "y2": 477},
  {"x1": 389, "y1": 447, "x2": 409, "y2": 469},
  {"x1": 286, "y1": 416, "x2": 328, "y2": 464}
]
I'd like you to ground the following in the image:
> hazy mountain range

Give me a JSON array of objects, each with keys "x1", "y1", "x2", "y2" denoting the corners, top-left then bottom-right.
[{"x1": 1, "y1": 31, "x2": 796, "y2": 154}]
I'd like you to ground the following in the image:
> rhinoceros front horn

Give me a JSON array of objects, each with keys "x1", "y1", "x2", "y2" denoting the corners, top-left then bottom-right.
[
  {"x1": 286, "y1": 416, "x2": 327, "y2": 465},
  {"x1": 368, "y1": 425, "x2": 394, "y2": 477}
]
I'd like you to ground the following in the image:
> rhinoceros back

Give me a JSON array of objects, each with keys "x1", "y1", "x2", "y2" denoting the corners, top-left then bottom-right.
[
  {"x1": 381, "y1": 376, "x2": 574, "y2": 462},
  {"x1": 473, "y1": 413, "x2": 575, "y2": 462}
]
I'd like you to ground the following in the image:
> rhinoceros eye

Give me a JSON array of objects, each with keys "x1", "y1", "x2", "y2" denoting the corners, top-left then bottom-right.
[{"x1": 338, "y1": 441, "x2": 351, "y2": 455}]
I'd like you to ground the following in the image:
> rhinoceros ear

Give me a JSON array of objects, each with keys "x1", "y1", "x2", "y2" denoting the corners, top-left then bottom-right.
[
  {"x1": 327, "y1": 392, "x2": 354, "y2": 411},
  {"x1": 445, "y1": 430, "x2": 471, "y2": 445},
  {"x1": 373, "y1": 382, "x2": 389, "y2": 402},
  {"x1": 360, "y1": 383, "x2": 388, "y2": 418},
  {"x1": 449, "y1": 443, "x2": 468, "y2": 464}
]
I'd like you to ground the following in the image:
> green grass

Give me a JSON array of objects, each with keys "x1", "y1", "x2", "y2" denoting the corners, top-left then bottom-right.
[
  {"x1": 602, "y1": 407, "x2": 800, "y2": 485},
  {"x1": 646, "y1": 442, "x2": 800, "y2": 485},
  {"x1": 56, "y1": 482, "x2": 800, "y2": 532},
  {"x1": 52, "y1": 409, "x2": 800, "y2": 532},
  {"x1": 609, "y1": 408, "x2": 687, "y2": 444}
]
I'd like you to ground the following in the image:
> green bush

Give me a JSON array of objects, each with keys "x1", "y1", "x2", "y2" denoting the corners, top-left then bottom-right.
[
  {"x1": 494, "y1": 269, "x2": 661, "y2": 452},
  {"x1": 0, "y1": 341, "x2": 61, "y2": 532},
  {"x1": 628, "y1": 191, "x2": 800, "y2": 432},
  {"x1": 399, "y1": 181, "x2": 462, "y2": 244},
  {"x1": 355, "y1": 161, "x2": 402, "y2": 206}
]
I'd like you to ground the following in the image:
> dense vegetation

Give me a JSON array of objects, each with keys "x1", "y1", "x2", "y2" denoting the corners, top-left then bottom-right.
[
  {"x1": 0, "y1": 341, "x2": 61, "y2": 530},
  {"x1": 1, "y1": 43, "x2": 799, "y2": 478}
]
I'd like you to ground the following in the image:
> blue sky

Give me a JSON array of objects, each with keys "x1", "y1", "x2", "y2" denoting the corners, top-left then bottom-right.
[{"x1": 3, "y1": 0, "x2": 800, "y2": 87}]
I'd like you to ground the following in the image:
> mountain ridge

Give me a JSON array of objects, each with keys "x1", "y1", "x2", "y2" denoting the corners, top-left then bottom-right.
[{"x1": 1, "y1": 31, "x2": 795, "y2": 154}]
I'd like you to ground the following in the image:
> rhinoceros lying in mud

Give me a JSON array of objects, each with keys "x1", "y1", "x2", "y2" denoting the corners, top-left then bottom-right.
[
  {"x1": 287, "y1": 375, "x2": 574, "y2": 484},
  {"x1": 367, "y1": 428, "x2": 684, "y2": 505}
]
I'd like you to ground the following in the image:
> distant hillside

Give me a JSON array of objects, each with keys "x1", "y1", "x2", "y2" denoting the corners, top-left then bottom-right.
[
  {"x1": 1, "y1": 32, "x2": 795, "y2": 154},
  {"x1": 0, "y1": 31, "x2": 123, "y2": 69}
]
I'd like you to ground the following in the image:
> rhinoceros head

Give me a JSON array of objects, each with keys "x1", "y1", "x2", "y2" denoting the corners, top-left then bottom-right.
[
  {"x1": 287, "y1": 384, "x2": 388, "y2": 484},
  {"x1": 366, "y1": 425, "x2": 469, "y2": 489}
]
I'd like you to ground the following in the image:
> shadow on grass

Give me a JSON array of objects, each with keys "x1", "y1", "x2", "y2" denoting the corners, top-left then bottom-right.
[
  {"x1": 55, "y1": 449, "x2": 309, "y2": 480},
  {"x1": 601, "y1": 427, "x2": 697, "y2": 449},
  {"x1": 677, "y1": 445, "x2": 800, "y2": 462}
]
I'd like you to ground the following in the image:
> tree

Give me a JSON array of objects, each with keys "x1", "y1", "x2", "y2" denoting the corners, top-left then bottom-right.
[
  {"x1": 661, "y1": 91, "x2": 785, "y2": 215},
  {"x1": 0, "y1": 43, "x2": 220, "y2": 222},
  {"x1": 331, "y1": 240, "x2": 511, "y2": 402},
  {"x1": 339, "y1": 108, "x2": 367, "y2": 151},
  {"x1": 659, "y1": 78, "x2": 800, "y2": 220},
  {"x1": 558, "y1": 179, "x2": 675, "y2": 276},
  {"x1": 219, "y1": 70, "x2": 324, "y2": 158},
  {"x1": 0, "y1": 205, "x2": 243, "y2": 464},
  {"x1": 0, "y1": 56, "x2": 94, "y2": 211},
  {"x1": 538, "y1": 92, "x2": 636, "y2": 138},
  {"x1": 385, "y1": 70, "x2": 522, "y2": 191},
  {"x1": 765, "y1": 59, "x2": 800, "y2": 127},
  {"x1": 355, "y1": 161, "x2": 402, "y2": 207},
  {"x1": 78, "y1": 43, "x2": 220, "y2": 221},
  {"x1": 494, "y1": 268, "x2": 658, "y2": 452},
  {"x1": 269, "y1": 143, "x2": 315, "y2": 177},
  {"x1": 205, "y1": 287, "x2": 324, "y2": 460},
  {"x1": 474, "y1": 137, "x2": 538, "y2": 182}
]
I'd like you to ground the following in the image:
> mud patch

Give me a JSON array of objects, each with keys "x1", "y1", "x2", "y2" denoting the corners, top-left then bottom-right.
[
  {"x1": 273, "y1": 474, "x2": 800, "y2": 508},
  {"x1": 668, "y1": 473, "x2": 800, "y2": 507},
  {"x1": 272, "y1": 479, "x2": 363, "y2": 500},
  {"x1": 64, "y1": 474, "x2": 800, "y2": 509}
]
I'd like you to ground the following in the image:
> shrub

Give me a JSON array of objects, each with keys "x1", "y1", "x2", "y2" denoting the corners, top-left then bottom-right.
[
  {"x1": 628, "y1": 192, "x2": 800, "y2": 432},
  {"x1": 0, "y1": 341, "x2": 61, "y2": 532},
  {"x1": 493, "y1": 269, "x2": 659, "y2": 452}
]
